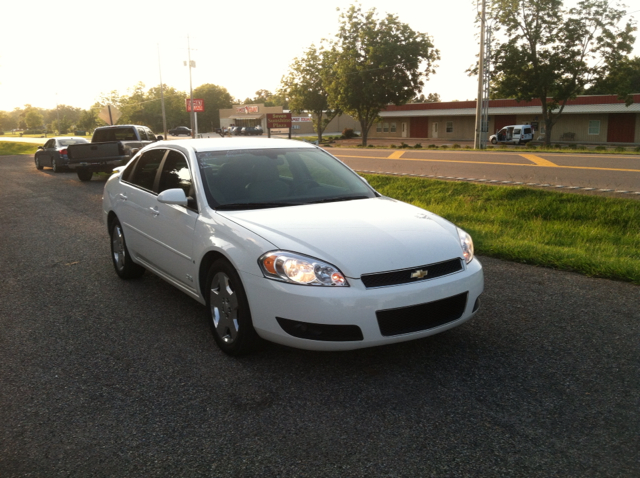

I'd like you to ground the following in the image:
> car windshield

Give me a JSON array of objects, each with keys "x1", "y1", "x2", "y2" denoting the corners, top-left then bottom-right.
[
  {"x1": 196, "y1": 147, "x2": 377, "y2": 209},
  {"x1": 58, "y1": 138, "x2": 89, "y2": 146}
]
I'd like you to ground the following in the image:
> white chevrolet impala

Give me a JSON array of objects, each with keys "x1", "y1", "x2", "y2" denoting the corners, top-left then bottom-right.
[{"x1": 102, "y1": 138, "x2": 484, "y2": 355}]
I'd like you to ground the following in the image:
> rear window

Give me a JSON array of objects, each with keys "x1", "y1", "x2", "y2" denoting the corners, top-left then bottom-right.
[
  {"x1": 523, "y1": 127, "x2": 532, "y2": 134},
  {"x1": 93, "y1": 127, "x2": 138, "y2": 142}
]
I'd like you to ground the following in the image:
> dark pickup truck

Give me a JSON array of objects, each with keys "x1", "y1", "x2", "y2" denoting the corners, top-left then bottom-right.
[{"x1": 66, "y1": 125, "x2": 162, "y2": 181}]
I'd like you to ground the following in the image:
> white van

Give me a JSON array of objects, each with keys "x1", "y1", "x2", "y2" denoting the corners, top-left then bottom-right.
[{"x1": 490, "y1": 125, "x2": 534, "y2": 145}]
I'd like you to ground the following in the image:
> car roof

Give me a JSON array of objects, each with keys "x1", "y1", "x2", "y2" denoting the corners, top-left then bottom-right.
[{"x1": 157, "y1": 137, "x2": 318, "y2": 153}]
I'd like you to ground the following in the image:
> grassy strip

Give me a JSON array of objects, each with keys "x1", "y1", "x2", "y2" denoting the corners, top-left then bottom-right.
[
  {"x1": 0, "y1": 141, "x2": 40, "y2": 156},
  {"x1": 364, "y1": 174, "x2": 640, "y2": 285}
]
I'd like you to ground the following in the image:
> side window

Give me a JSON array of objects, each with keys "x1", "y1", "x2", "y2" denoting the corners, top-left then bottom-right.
[
  {"x1": 125, "y1": 149, "x2": 166, "y2": 192},
  {"x1": 158, "y1": 150, "x2": 197, "y2": 210},
  {"x1": 146, "y1": 128, "x2": 156, "y2": 140},
  {"x1": 44, "y1": 140, "x2": 55, "y2": 149},
  {"x1": 514, "y1": 128, "x2": 521, "y2": 134},
  {"x1": 137, "y1": 127, "x2": 148, "y2": 141}
]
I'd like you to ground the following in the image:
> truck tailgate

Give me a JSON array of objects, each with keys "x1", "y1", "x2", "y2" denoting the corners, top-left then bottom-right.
[{"x1": 67, "y1": 142, "x2": 123, "y2": 163}]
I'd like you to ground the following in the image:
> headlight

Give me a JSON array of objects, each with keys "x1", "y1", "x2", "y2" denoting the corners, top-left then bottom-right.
[
  {"x1": 457, "y1": 227, "x2": 474, "y2": 264},
  {"x1": 258, "y1": 251, "x2": 349, "y2": 286}
]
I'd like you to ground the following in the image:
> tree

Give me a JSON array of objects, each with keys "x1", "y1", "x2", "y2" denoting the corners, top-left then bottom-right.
[
  {"x1": 242, "y1": 89, "x2": 288, "y2": 108},
  {"x1": 487, "y1": 0, "x2": 635, "y2": 146},
  {"x1": 78, "y1": 108, "x2": 99, "y2": 132},
  {"x1": 280, "y1": 45, "x2": 341, "y2": 142},
  {"x1": 586, "y1": 56, "x2": 640, "y2": 105},
  {"x1": 324, "y1": 5, "x2": 439, "y2": 145},
  {"x1": 192, "y1": 83, "x2": 234, "y2": 131},
  {"x1": 25, "y1": 109, "x2": 44, "y2": 130},
  {"x1": 411, "y1": 92, "x2": 441, "y2": 103}
]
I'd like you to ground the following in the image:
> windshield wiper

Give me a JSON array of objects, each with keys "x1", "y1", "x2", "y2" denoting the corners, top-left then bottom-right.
[
  {"x1": 306, "y1": 195, "x2": 371, "y2": 205},
  {"x1": 216, "y1": 202, "x2": 302, "y2": 210}
]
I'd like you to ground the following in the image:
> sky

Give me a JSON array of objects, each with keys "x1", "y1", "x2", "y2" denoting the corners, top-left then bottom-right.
[{"x1": 1, "y1": 0, "x2": 638, "y2": 112}]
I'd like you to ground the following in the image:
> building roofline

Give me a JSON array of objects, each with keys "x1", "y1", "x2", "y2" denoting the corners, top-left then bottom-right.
[{"x1": 383, "y1": 94, "x2": 640, "y2": 112}]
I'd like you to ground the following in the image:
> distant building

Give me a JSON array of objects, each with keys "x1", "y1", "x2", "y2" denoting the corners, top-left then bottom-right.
[
  {"x1": 371, "y1": 94, "x2": 640, "y2": 144},
  {"x1": 219, "y1": 104, "x2": 359, "y2": 135}
]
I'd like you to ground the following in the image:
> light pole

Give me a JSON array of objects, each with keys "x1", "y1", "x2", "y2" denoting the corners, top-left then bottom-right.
[
  {"x1": 474, "y1": 0, "x2": 486, "y2": 150},
  {"x1": 185, "y1": 35, "x2": 196, "y2": 139},
  {"x1": 158, "y1": 43, "x2": 168, "y2": 139}
]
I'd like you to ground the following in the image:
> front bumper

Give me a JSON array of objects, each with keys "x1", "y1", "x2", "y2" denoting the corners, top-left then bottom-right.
[{"x1": 240, "y1": 258, "x2": 484, "y2": 351}]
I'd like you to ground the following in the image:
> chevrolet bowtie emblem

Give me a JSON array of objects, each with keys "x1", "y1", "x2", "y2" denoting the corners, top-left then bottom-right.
[{"x1": 411, "y1": 269, "x2": 428, "y2": 279}]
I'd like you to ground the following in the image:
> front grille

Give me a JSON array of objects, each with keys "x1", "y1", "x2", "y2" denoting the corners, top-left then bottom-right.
[
  {"x1": 276, "y1": 317, "x2": 364, "y2": 342},
  {"x1": 376, "y1": 292, "x2": 468, "y2": 336},
  {"x1": 361, "y1": 258, "x2": 463, "y2": 288}
]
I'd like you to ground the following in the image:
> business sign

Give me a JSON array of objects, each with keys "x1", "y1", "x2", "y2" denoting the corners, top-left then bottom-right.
[
  {"x1": 292, "y1": 117, "x2": 313, "y2": 122},
  {"x1": 267, "y1": 113, "x2": 292, "y2": 129},
  {"x1": 236, "y1": 105, "x2": 259, "y2": 114},
  {"x1": 186, "y1": 98, "x2": 205, "y2": 112}
]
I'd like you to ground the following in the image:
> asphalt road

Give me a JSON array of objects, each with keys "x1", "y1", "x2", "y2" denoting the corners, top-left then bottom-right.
[
  {"x1": 1, "y1": 154, "x2": 639, "y2": 477},
  {"x1": 330, "y1": 148, "x2": 640, "y2": 197}
]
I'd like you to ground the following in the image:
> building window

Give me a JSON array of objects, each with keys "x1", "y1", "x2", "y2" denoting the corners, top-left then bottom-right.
[
  {"x1": 383, "y1": 123, "x2": 389, "y2": 133},
  {"x1": 376, "y1": 123, "x2": 382, "y2": 132},
  {"x1": 446, "y1": 121, "x2": 453, "y2": 133},
  {"x1": 390, "y1": 122, "x2": 396, "y2": 133},
  {"x1": 588, "y1": 120, "x2": 600, "y2": 135}
]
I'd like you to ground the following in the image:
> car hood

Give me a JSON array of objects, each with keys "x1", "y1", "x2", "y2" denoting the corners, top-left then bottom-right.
[{"x1": 216, "y1": 197, "x2": 464, "y2": 278}]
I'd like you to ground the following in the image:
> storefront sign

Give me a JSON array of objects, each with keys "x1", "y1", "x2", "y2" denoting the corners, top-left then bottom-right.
[
  {"x1": 267, "y1": 113, "x2": 292, "y2": 129},
  {"x1": 186, "y1": 99, "x2": 205, "y2": 112},
  {"x1": 236, "y1": 105, "x2": 259, "y2": 114},
  {"x1": 292, "y1": 117, "x2": 313, "y2": 122}
]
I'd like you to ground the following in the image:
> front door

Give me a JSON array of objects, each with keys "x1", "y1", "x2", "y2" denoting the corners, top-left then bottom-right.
[
  {"x1": 432, "y1": 122, "x2": 438, "y2": 138},
  {"x1": 402, "y1": 122, "x2": 407, "y2": 138}
]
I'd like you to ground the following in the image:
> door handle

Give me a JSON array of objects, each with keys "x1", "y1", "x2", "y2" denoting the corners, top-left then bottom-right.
[
  {"x1": 150, "y1": 206, "x2": 160, "y2": 217},
  {"x1": 118, "y1": 193, "x2": 127, "y2": 201}
]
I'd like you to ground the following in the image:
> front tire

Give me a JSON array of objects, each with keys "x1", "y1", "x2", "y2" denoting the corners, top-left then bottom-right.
[
  {"x1": 206, "y1": 259, "x2": 260, "y2": 356},
  {"x1": 110, "y1": 219, "x2": 145, "y2": 279},
  {"x1": 35, "y1": 156, "x2": 43, "y2": 170},
  {"x1": 491, "y1": 137, "x2": 497, "y2": 145},
  {"x1": 77, "y1": 169, "x2": 93, "y2": 181}
]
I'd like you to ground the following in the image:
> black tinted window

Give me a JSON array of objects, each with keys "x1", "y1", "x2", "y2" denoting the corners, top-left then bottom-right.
[{"x1": 125, "y1": 149, "x2": 166, "y2": 192}]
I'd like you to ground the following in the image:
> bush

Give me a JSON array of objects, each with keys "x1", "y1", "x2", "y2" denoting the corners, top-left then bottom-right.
[
  {"x1": 367, "y1": 144, "x2": 374, "y2": 148},
  {"x1": 528, "y1": 145, "x2": 538, "y2": 150},
  {"x1": 614, "y1": 146, "x2": 626, "y2": 152},
  {"x1": 577, "y1": 145, "x2": 588, "y2": 151},
  {"x1": 342, "y1": 128, "x2": 355, "y2": 139},
  {"x1": 390, "y1": 144, "x2": 396, "y2": 149},
  {"x1": 567, "y1": 143, "x2": 577, "y2": 149},
  {"x1": 594, "y1": 145, "x2": 607, "y2": 151},
  {"x1": 634, "y1": 146, "x2": 640, "y2": 152},
  {"x1": 428, "y1": 144, "x2": 437, "y2": 149},
  {"x1": 486, "y1": 145, "x2": 494, "y2": 149},
  {"x1": 23, "y1": 129, "x2": 46, "y2": 135},
  {"x1": 554, "y1": 144, "x2": 562, "y2": 149},
  {"x1": 356, "y1": 144, "x2": 365, "y2": 148},
  {"x1": 400, "y1": 142, "x2": 409, "y2": 149},
  {"x1": 452, "y1": 144, "x2": 461, "y2": 149},
  {"x1": 414, "y1": 143, "x2": 422, "y2": 149},
  {"x1": 441, "y1": 145, "x2": 449, "y2": 149}
]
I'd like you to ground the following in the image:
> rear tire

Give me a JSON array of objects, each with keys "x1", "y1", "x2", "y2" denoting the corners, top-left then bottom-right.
[
  {"x1": 51, "y1": 157, "x2": 59, "y2": 173},
  {"x1": 206, "y1": 259, "x2": 261, "y2": 356},
  {"x1": 77, "y1": 169, "x2": 93, "y2": 181},
  {"x1": 110, "y1": 219, "x2": 145, "y2": 279}
]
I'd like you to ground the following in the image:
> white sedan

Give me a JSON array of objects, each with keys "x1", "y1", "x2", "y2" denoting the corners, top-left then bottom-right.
[{"x1": 102, "y1": 138, "x2": 484, "y2": 355}]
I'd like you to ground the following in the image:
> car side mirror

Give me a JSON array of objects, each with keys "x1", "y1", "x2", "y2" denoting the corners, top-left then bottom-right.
[
  {"x1": 157, "y1": 188, "x2": 188, "y2": 206},
  {"x1": 156, "y1": 135, "x2": 163, "y2": 141},
  {"x1": 37, "y1": 146, "x2": 44, "y2": 150}
]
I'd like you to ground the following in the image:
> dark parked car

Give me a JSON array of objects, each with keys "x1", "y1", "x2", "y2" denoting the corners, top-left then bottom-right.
[
  {"x1": 34, "y1": 137, "x2": 90, "y2": 172},
  {"x1": 169, "y1": 126, "x2": 192, "y2": 136}
]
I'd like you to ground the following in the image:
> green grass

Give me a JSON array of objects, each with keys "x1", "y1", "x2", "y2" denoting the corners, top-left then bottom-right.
[
  {"x1": 364, "y1": 174, "x2": 640, "y2": 285},
  {"x1": 0, "y1": 141, "x2": 40, "y2": 155}
]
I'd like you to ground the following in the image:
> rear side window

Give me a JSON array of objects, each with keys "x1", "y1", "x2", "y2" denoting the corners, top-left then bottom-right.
[{"x1": 123, "y1": 149, "x2": 166, "y2": 192}]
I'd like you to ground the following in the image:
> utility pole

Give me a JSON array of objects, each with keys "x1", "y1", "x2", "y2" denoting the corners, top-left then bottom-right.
[
  {"x1": 474, "y1": 0, "x2": 486, "y2": 150},
  {"x1": 186, "y1": 35, "x2": 196, "y2": 139},
  {"x1": 158, "y1": 43, "x2": 168, "y2": 140}
]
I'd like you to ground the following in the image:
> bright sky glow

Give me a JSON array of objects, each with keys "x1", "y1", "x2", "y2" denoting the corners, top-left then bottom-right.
[{"x1": 1, "y1": 0, "x2": 637, "y2": 112}]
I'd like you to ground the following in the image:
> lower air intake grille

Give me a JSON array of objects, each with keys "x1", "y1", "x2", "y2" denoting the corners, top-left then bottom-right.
[
  {"x1": 361, "y1": 258, "x2": 463, "y2": 288},
  {"x1": 277, "y1": 317, "x2": 364, "y2": 342},
  {"x1": 376, "y1": 292, "x2": 468, "y2": 336}
]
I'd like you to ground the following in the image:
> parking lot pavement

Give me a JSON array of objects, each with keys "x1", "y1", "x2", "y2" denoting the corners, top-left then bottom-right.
[{"x1": 0, "y1": 154, "x2": 638, "y2": 477}]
